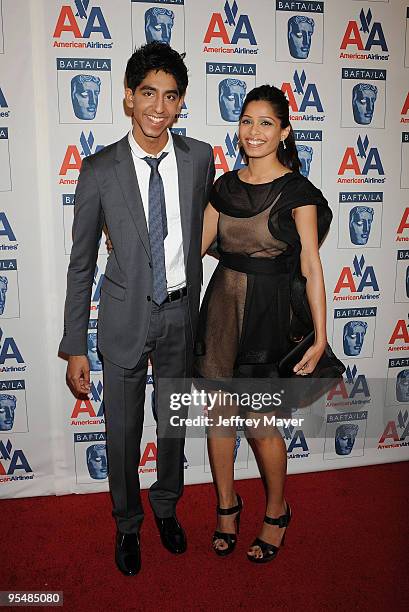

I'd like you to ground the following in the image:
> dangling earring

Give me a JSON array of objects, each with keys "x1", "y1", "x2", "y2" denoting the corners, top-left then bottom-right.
[{"x1": 282, "y1": 139, "x2": 287, "y2": 150}]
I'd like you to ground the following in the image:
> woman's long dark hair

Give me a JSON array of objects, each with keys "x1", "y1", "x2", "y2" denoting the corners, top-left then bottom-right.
[{"x1": 239, "y1": 84, "x2": 301, "y2": 173}]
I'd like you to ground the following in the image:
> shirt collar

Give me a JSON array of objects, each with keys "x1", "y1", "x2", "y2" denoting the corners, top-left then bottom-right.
[{"x1": 128, "y1": 129, "x2": 173, "y2": 159}]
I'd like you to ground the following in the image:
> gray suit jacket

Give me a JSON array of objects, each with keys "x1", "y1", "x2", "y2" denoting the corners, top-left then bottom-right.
[{"x1": 59, "y1": 133, "x2": 215, "y2": 369}]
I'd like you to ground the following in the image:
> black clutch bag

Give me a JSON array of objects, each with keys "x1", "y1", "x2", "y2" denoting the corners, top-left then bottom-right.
[
  {"x1": 278, "y1": 330, "x2": 314, "y2": 378},
  {"x1": 277, "y1": 330, "x2": 345, "y2": 379},
  {"x1": 279, "y1": 267, "x2": 346, "y2": 381}
]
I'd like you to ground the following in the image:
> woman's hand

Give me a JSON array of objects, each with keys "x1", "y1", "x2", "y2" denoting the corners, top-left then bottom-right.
[
  {"x1": 105, "y1": 234, "x2": 113, "y2": 254},
  {"x1": 293, "y1": 341, "x2": 326, "y2": 376},
  {"x1": 102, "y1": 224, "x2": 113, "y2": 254}
]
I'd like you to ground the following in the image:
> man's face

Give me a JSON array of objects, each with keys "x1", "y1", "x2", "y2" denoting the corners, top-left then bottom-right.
[
  {"x1": 343, "y1": 322, "x2": 367, "y2": 356},
  {"x1": 87, "y1": 445, "x2": 108, "y2": 479},
  {"x1": 0, "y1": 399, "x2": 16, "y2": 431},
  {"x1": 219, "y1": 82, "x2": 246, "y2": 122},
  {"x1": 288, "y1": 20, "x2": 314, "y2": 59},
  {"x1": 72, "y1": 78, "x2": 100, "y2": 120},
  {"x1": 0, "y1": 277, "x2": 7, "y2": 315},
  {"x1": 353, "y1": 87, "x2": 377, "y2": 125},
  {"x1": 349, "y1": 208, "x2": 374, "y2": 245},
  {"x1": 145, "y1": 12, "x2": 173, "y2": 44},
  {"x1": 87, "y1": 332, "x2": 102, "y2": 372},
  {"x1": 335, "y1": 429, "x2": 357, "y2": 455},
  {"x1": 396, "y1": 370, "x2": 409, "y2": 402},
  {"x1": 125, "y1": 70, "x2": 183, "y2": 153},
  {"x1": 297, "y1": 147, "x2": 313, "y2": 178}
]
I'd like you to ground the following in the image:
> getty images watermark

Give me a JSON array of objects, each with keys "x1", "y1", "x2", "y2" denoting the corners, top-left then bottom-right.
[{"x1": 168, "y1": 389, "x2": 304, "y2": 429}]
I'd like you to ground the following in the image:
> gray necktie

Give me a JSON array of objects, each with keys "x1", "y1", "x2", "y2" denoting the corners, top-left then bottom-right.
[{"x1": 144, "y1": 152, "x2": 169, "y2": 305}]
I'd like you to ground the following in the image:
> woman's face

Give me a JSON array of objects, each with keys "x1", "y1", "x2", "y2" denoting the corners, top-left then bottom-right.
[{"x1": 238, "y1": 100, "x2": 289, "y2": 161}]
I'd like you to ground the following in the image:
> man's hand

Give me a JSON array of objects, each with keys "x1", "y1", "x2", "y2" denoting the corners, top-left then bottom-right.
[{"x1": 67, "y1": 355, "x2": 91, "y2": 396}]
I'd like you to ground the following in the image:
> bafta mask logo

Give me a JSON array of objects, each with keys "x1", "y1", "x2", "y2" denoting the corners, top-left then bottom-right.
[
  {"x1": 71, "y1": 74, "x2": 101, "y2": 121},
  {"x1": 287, "y1": 15, "x2": 315, "y2": 59},
  {"x1": 218, "y1": 78, "x2": 247, "y2": 122},
  {"x1": 86, "y1": 443, "x2": 108, "y2": 479},
  {"x1": 349, "y1": 206, "x2": 374, "y2": 245},
  {"x1": 233, "y1": 434, "x2": 241, "y2": 462},
  {"x1": 144, "y1": 7, "x2": 174, "y2": 44},
  {"x1": 87, "y1": 331, "x2": 102, "y2": 372},
  {"x1": 352, "y1": 83, "x2": 378, "y2": 125},
  {"x1": 0, "y1": 394, "x2": 16, "y2": 431},
  {"x1": 343, "y1": 320, "x2": 368, "y2": 356},
  {"x1": 405, "y1": 266, "x2": 409, "y2": 300},
  {"x1": 335, "y1": 423, "x2": 358, "y2": 455},
  {"x1": 297, "y1": 144, "x2": 313, "y2": 178},
  {"x1": 0, "y1": 275, "x2": 8, "y2": 315},
  {"x1": 396, "y1": 369, "x2": 409, "y2": 402}
]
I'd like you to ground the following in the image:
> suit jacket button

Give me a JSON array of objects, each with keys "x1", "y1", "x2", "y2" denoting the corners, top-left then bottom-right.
[{"x1": 147, "y1": 295, "x2": 151, "y2": 301}]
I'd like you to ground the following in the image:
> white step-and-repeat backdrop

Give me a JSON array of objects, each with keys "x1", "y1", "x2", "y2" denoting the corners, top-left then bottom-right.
[{"x1": 1, "y1": 0, "x2": 409, "y2": 498}]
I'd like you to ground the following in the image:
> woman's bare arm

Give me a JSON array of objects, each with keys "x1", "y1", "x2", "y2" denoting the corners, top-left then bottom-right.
[
  {"x1": 292, "y1": 204, "x2": 327, "y2": 374},
  {"x1": 201, "y1": 203, "x2": 219, "y2": 257}
]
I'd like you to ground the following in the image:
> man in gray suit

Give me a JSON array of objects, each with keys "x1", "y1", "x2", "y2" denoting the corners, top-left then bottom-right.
[{"x1": 60, "y1": 42, "x2": 215, "y2": 576}]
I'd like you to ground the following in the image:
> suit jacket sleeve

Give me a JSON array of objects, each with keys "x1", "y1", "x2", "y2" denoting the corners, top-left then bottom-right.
[{"x1": 59, "y1": 157, "x2": 105, "y2": 356}]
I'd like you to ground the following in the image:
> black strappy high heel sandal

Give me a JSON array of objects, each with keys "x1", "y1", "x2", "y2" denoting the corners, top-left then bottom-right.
[
  {"x1": 212, "y1": 494, "x2": 243, "y2": 557},
  {"x1": 247, "y1": 503, "x2": 291, "y2": 563}
]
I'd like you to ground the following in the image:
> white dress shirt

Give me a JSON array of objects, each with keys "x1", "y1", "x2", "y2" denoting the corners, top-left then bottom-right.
[{"x1": 128, "y1": 130, "x2": 185, "y2": 292}]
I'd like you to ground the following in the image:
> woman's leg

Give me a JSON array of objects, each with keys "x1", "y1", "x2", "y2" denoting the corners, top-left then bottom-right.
[
  {"x1": 207, "y1": 413, "x2": 239, "y2": 551},
  {"x1": 246, "y1": 426, "x2": 288, "y2": 558}
]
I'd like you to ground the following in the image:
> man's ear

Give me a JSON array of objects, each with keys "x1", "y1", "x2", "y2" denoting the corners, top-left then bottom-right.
[{"x1": 124, "y1": 88, "x2": 134, "y2": 109}]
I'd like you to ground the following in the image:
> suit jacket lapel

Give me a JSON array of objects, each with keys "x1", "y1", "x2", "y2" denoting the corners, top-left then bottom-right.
[
  {"x1": 173, "y1": 134, "x2": 193, "y2": 267},
  {"x1": 114, "y1": 136, "x2": 150, "y2": 258}
]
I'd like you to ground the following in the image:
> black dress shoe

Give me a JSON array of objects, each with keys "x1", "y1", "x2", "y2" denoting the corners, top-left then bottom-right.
[
  {"x1": 154, "y1": 516, "x2": 187, "y2": 554},
  {"x1": 115, "y1": 531, "x2": 141, "y2": 576}
]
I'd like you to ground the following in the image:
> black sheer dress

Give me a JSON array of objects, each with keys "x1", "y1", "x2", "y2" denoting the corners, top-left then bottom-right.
[{"x1": 194, "y1": 170, "x2": 332, "y2": 382}]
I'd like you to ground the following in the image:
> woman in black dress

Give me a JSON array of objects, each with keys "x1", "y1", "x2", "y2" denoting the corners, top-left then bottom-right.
[{"x1": 195, "y1": 85, "x2": 332, "y2": 563}]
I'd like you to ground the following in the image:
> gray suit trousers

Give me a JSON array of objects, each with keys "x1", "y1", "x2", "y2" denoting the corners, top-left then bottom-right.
[{"x1": 102, "y1": 294, "x2": 192, "y2": 533}]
